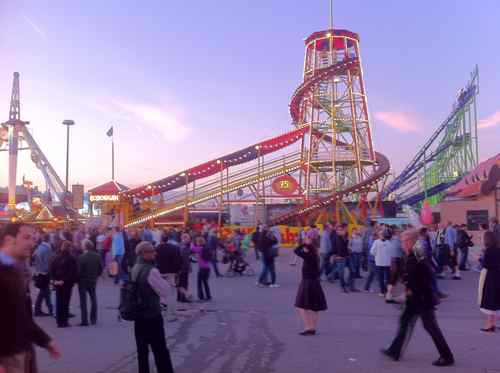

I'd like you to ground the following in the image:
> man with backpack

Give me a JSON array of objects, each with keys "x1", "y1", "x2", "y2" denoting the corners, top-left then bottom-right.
[{"x1": 125, "y1": 241, "x2": 175, "y2": 373}]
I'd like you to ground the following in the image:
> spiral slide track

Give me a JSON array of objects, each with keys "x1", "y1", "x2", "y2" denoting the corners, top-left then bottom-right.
[{"x1": 126, "y1": 58, "x2": 390, "y2": 227}]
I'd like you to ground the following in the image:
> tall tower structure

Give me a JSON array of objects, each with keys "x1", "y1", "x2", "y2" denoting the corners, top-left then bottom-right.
[
  {"x1": 1, "y1": 72, "x2": 71, "y2": 212},
  {"x1": 6, "y1": 72, "x2": 26, "y2": 211},
  {"x1": 290, "y1": 29, "x2": 377, "y2": 205}
]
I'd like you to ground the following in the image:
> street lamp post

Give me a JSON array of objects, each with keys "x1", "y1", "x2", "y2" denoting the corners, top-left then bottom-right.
[{"x1": 62, "y1": 120, "x2": 75, "y2": 192}]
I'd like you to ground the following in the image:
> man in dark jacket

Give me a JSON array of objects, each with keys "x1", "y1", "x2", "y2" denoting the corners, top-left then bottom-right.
[
  {"x1": 457, "y1": 224, "x2": 472, "y2": 271},
  {"x1": 251, "y1": 226, "x2": 261, "y2": 260},
  {"x1": 257, "y1": 227, "x2": 278, "y2": 287},
  {"x1": 382, "y1": 229, "x2": 454, "y2": 367},
  {"x1": 207, "y1": 228, "x2": 222, "y2": 277},
  {"x1": 329, "y1": 224, "x2": 356, "y2": 292},
  {"x1": 0, "y1": 223, "x2": 61, "y2": 372},
  {"x1": 156, "y1": 233, "x2": 182, "y2": 322},
  {"x1": 77, "y1": 239, "x2": 104, "y2": 326},
  {"x1": 132, "y1": 241, "x2": 175, "y2": 373}
]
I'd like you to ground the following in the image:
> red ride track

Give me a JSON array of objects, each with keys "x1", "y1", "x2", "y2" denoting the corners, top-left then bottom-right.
[{"x1": 125, "y1": 58, "x2": 390, "y2": 223}]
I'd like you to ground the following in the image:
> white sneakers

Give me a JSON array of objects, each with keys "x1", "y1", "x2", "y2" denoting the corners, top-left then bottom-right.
[{"x1": 256, "y1": 283, "x2": 280, "y2": 288}]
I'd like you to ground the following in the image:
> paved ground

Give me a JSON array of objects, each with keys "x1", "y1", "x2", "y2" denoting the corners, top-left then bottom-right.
[{"x1": 35, "y1": 250, "x2": 500, "y2": 373}]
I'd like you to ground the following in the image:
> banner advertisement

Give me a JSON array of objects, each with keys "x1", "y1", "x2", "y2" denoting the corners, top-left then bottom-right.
[{"x1": 229, "y1": 204, "x2": 256, "y2": 226}]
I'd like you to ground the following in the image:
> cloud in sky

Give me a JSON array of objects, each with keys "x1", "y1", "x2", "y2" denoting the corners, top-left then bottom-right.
[
  {"x1": 478, "y1": 110, "x2": 500, "y2": 129},
  {"x1": 112, "y1": 100, "x2": 190, "y2": 142},
  {"x1": 22, "y1": 15, "x2": 47, "y2": 41},
  {"x1": 373, "y1": 111, "x2": 423, "y2": 133}
]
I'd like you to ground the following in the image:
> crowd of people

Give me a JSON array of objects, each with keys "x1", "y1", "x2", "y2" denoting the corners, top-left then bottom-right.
[{"x1": 1, "y1": 217, "x2": 499, "y2": 372}]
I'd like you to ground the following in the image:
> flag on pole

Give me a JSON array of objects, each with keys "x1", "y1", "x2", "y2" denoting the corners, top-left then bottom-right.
[{"x1": 106, "y1": 126, "x2": 113, "y2": 137}]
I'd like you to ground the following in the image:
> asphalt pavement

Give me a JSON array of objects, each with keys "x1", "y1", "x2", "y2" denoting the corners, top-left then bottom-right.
[{"x1": 35, "y1": 250, "x2": 500, "y2": 373}]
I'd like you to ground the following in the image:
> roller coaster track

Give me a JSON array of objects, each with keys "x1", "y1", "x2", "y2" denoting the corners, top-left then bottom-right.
[
  {"x1": 381, "y1": 66, "x2": 479, "y2": 206},
  {"x1": 125, "y1": 58, "x2": 390, "y2": 227}
]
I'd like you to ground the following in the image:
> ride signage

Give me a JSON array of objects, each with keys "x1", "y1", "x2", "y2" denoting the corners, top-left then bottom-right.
[
  {"x1": 89, "y1": 194, "x2": 119, "y2": 202},
  {"x1": 272, "y1": 175, "x2": 299, "y2": 196}
]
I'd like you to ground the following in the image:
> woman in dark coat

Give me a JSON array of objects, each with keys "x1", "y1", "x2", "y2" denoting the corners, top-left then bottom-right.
[
  {"x1": 478, "y1": 231, "x2": 500, "y2": 332},
  {"x1": 50, "y1": 240, "x2": 78, "y2": 327},
  {"x1": 294, "y1": 237, "x2": 327, "y2": 335}
]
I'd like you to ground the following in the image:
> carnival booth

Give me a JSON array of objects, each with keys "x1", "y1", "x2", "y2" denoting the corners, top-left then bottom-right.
[{"x1": 88, "y1": 181, "x2": 129, "y2": 226}]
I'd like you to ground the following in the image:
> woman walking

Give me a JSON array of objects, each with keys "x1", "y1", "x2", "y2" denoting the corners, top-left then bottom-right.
[
  {"x1": 478, "y1": 231, "x2": 500, "y2": 332},
  {"x1": 50, "y1": 240, "x2": 78, "y2": 327},
  {"x1": 294, "y1": 237, "x2": 328, "y2": 335},
  {"x1": 178, "y1": 232, "x2": 192, "y2": 302},
  {"x1": 191, "y1": 236, "x2": 212, "y2": 302}
]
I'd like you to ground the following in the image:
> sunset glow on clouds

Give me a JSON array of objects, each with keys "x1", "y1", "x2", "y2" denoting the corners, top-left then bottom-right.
[
  {"x1": 478, "y1": 110, "x2": 500, "y2": 129},
  {"x1": 111, "y1": 100, "x2": 190, "y2": 143},
  {"x1": 373, "y1": 111, "x2": 423, "y2": 133}
]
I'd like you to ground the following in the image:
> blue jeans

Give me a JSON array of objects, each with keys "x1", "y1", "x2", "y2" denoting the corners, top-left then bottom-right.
[
  {"x1": 351, "y1": 253, "x2": 362, "y2": 277},
  {"x1": 364, "y1": 261, "x2": 376, "y2": 291},
  {"x1": 319, "y1": 254, "x2": 332, "y2": 278},
  {"x1": 115, "y1": 255, "x2": 128, "y2": 284},
  {"x1": 459, "y1": 247, "x2": 469, "y2": 270},
  {"x1": 259, "y1": 257, "x2": 276, "y2": 285},
  {"x1": 377, "y1": 266, "x2": 390, "y2": 294},
  {"x1": 329, "y1": 258, "x2": 353, "y2": 288}
]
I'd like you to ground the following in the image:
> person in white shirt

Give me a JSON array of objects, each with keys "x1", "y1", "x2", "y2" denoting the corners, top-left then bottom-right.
[{"x1": 370, "y1": 228, "x2": 395, "y2": 296}]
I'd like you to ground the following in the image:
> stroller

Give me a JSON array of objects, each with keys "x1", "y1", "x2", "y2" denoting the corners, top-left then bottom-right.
[{"x1": 222, "y1": 244, "x2": 255, "y2": 277}]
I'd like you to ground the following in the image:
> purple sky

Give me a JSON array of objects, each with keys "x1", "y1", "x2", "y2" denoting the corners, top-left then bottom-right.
[{"x1": 1, "y1": 0, "x2": 499, "y2": 190}]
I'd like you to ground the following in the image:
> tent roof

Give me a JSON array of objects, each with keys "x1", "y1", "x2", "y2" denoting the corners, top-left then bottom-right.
[{"x1": 88, "y1": 181, "x2": 128, "y2": 195}]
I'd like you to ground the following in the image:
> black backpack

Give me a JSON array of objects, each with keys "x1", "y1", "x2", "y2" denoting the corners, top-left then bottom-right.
[
  {"x1": 201, "y1": 245, "x2": 213, "y2": 262},
  {"x1": 119, "y1": 265, "x2": 151, "y2": 321}
]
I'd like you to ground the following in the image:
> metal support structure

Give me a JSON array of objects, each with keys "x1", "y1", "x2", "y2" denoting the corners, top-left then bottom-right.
[{"x1": 382, "y1": 66, "x2": 479, "y2": 206}]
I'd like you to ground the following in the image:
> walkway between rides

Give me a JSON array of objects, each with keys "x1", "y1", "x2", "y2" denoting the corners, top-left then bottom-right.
[{"x1": 37, "y1": 250, "x2": 497, "y2": 373}]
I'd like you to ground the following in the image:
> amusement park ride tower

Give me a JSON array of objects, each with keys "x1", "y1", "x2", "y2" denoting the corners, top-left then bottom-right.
[
  {"x1": 293, "y1": 28, "x2": 377, "y2": 205},
  {"x1": 123, "y1": 18, "x2": 390, "y2": 227},
  {"x1": 1, "y1": 72, "x2": 70, "y2": 214}
]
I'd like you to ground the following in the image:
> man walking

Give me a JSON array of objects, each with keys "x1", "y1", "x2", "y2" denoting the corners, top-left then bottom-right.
[
  {"x1": 381, "y1": 229, "x2": 454, "y2": 366},
  {"x1": 77, "y1": 239, "x2": 103, "y2": 326},
  {"x1": 33, "y1": 233, "x2": 55, "y2": 317},
  {"x1": 444, "y1": 222, "x2": 460, "y2": 279},
  {"x1": 207, "y1": 228, "x2": 222, "y2": 277},
  {"x1": 251, "y1": 225, "x2": 262, "y2": 260},
  {"x1": 457, "y1": 224, "x2": 472, "y2": 271},
  {"x1": 131, "y1": 241, "x2": 175, "y2": 373},
  {"x1": 112, "y1": 226, "x2": 126, "y2": 284},
  {"x1": 319, "y1": 223, "x2": 333, "y2": 279},
  {"x1": 329, "y1": 224, "x2": 356, "y2": 292},
  {"x1": 257, "y1": 226, "x2": 279, "y2": 287},
  {"x1": 0, "y1": 223, "x2": 61, "y2": 372},
  {"x1": 156, "y1": 233, "x2": 182, "y2": 322}
]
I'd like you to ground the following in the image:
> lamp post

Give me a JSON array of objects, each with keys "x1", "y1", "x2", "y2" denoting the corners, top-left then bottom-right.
[{"x1": 62, "y1": 120, "x2": 75, "y2": 192}]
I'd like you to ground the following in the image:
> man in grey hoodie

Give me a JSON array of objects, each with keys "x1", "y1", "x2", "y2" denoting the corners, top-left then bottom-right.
[{"x1": 33, "y1": 234, "x2": 55, "y2": 317}]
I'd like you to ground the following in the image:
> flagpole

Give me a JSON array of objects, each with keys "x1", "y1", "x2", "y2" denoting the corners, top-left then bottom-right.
[{"x1": 112, "y1": 132, "x2": 115, "y2": 181}]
